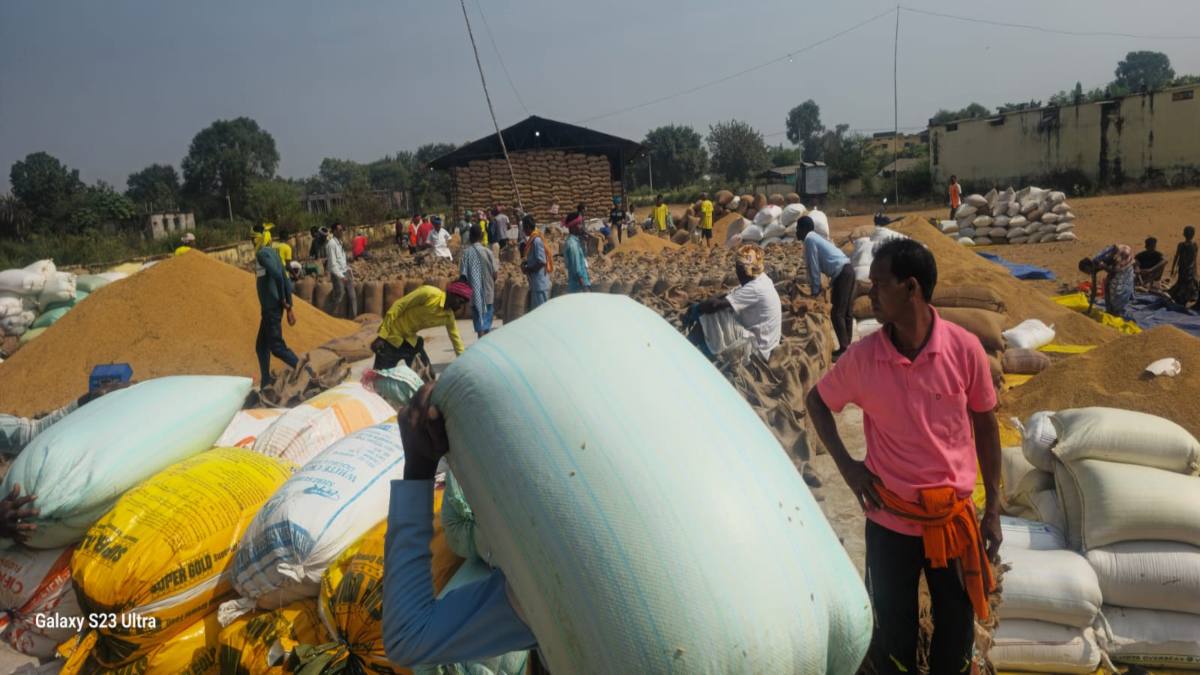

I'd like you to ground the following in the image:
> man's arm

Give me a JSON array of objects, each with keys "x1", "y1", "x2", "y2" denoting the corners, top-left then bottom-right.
[
  {"x1": 697, "y1": 295, "x2": 731, "y2": 315},
  {"x1": 805, "y1": 241, "x2": 823, "y2": 297},
  {"x1": 805, "y1": 387, "x2": 880, "y2": 510},
  {"x1": 445, "y1": 313, "x2": 465, "y2": 356},
  {"x1": 971, "y1": 409, "x2": 1003, "y2": 560}
]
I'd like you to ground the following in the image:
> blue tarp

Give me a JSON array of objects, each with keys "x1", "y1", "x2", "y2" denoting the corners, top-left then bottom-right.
[
  {"x1": 1120, "y1": 293, "x2": 1200, "y2": 338},
  {"x1": 976, "y1": 252, "x2": 1056, "y2": 281}
]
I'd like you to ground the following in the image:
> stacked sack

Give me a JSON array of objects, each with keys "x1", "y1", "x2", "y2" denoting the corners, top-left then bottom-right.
[
  {"x1": 940, "y1": 187, "x2": 1078, "y2": 246},
  {"x1": 1008, "y1": 407, "x2": 1200, "y2": 670},
  {"x1": 0, "y1": 259, "x2": 77, "y2": 338}
]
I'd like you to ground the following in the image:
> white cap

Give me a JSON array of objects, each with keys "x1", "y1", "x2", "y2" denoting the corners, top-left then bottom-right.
[{"x1": 181, "y1": 232, "x2": 196, "y2": 243}]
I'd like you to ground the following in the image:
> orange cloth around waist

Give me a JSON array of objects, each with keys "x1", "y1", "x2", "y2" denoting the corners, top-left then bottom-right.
[{"x1": 874, "y1": 483, "x2": 996, "y2": 621}]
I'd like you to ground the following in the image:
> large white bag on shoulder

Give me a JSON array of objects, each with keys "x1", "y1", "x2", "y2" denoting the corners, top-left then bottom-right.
[{"x1": 432, "y1": 294, "x2": 871, "y2": 674}]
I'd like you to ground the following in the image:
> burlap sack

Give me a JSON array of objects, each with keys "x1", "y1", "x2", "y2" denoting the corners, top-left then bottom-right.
[
  {"x1": 938, "y1": 307, "x2": 1007, "y2": 352},
  {"x1": 932, "y1": 285, "x2": 1007, "y2": 314},
  {"x1": 1002, "y1": 348, "x2": 1051, "y2": 375}
]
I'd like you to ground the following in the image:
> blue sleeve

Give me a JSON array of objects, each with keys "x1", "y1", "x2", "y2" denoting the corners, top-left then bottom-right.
[
  {"x1": 383, "y1": 480, "x2": 537, "y2": 666},
  {"x1": 805, "y1": 237, "x2": 822, "y2": 296},
  {"x1": 534, "y1": 239, "x2": 546, "y2": 266}
]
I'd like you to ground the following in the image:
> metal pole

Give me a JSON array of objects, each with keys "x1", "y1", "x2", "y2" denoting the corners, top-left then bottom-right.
[
  {"x1": 648, "y1": 153, "x2": 654, "y2": 193},
  {"x1": 226, "y1": 193, "x2": 233, "y2": 222},
  {"x1": 892, "y1": 6, "x2": 900, "y2": 206}
]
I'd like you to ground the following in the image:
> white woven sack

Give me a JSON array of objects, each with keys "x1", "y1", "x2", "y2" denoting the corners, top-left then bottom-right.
[
  {"x1": 1009, "y1": 215, "x2": 1028, "y2": 228},
  {"x1": 739, "y1": 224, "x2": 764, "y2": 242},
  {"x1": 1001, "y1": 446, "x2": 1052, "y2": 510},
  {"x1": 1087, "y1": 542, "x2": 1200, "y2": 614},
  {"x1": 1042, "y1": 213, "x2": 1061, "y2": 225},
  {"x1": 1053, "y1": 203, "x2": 1071, "y2": 215},
  {"x1": 1007, "y1": 227, "x2": 1028, "y2": 239},
  {"x1": 975, "y1": 236, "x2": 994, "y2": 245},
  {"x1": 1103, "y1": 606, "x2": 1200, "y2": 670},
  {"x1": 973, "y1": 215, "x2": 994, "y2": 228},
  {"x1": 0, "y1": 269, "x2": 46, "y2": 296},
  {"x1": 1007, "y1": 201, "x2": 1020, "y2": 217},
  {"x1": 780, "y1": 203, "x2": 807, "y2": 227},
  {"x1": 1047, "y1": 191, "x2": 1067, "y2": 204},
  {"x1": 1003, "y1": 319, "x2": 1055, "y2": 350},
  {"x1": 985, "y1": 227, "x2": 1005, "y2": 239},
  {"x1": 432, "y1": 295, "x2": 873, "y2": 674},
  {"x1": 1015, "y1": 411, "x2": 1057, "y2": 472},
  {"x1": 958, "y1": 237, "x2": 975, "y2": 246},
  {"x1": 1056, "y1": 222, "x2": 1075, "y2": 233},
  {"x1": 991, "y1": 621, "x2": 1101, "y2": 674},
  {"x1": 939, "y1": 221, "x2": 959, "y2": 234},
  {"x1": 993, "y1": 215, "x2": 1010, "y2": 228},
  {"x1": 808, "y1": 209, "x2": 830, "y2": 239},
  {"x1": 1054, "y1": 462, "x2": 1084, "y2": 550},
  {"x1": 998, "y1": 547, "x2": 1102, "y2": 626},
  {"x1": 1001, "y1": 515, "x2": 1067, "y2": 550},
  {"x1": 1057, "y1": 232, "x2": 1078, "y2": 241},
  {"x1": 1009, "y1": 236, "x2": 1029, "y2": 245},
  {"x1": 955, "y1": 204, "x2": 977, "y2": 219},
  {"x1": 1065, "y1": 459, "x2": 1200, "y2": 549},
  {"x1": 959, "y1": 227, "x2": 977, "y2": 238},
  {"x1": 1020, "y1": 200, "x2": 1040, "y2": 215},
  {"x1": 37, "y1": 272, "x2": 75, "y2": 307},
  {"x1": 1025, "y1": 489, "x2": 1066, "y2": 535},
  {"x1": 252, "y1": 382, "x2": 395, "y2": 465},
  {"x1": 966, "y1": 194, "x2": 988, "y2": 208},
  {"x1": 1052, "y1": 407, "x2": 1200, "y2": 474},
  {"x1": 1060, "y1": 212, "x2": 1076, "y2": 222}
]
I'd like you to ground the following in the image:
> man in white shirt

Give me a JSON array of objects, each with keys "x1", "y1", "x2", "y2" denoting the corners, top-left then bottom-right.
[
  {"x1": 326, "y1": 222, "x2": 357, "y2": 318},
  {"x1": 427, "y1": 216, "x2": 453, "y2": 260},
  {"x1": 695, "y1": 244, "x2": 781, "y2": 360}
]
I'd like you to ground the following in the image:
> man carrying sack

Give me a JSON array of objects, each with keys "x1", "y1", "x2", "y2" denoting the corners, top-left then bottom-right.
[{"x1": 805, "y1": 238, "x2": 1001, "y2": 675}]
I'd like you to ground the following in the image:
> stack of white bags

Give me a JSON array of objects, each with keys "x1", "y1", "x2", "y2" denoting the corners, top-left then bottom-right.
[
  {"x1": 938, "y1": 186, "x2": 1078, "y2": 246},
  {"x1": 0, "y1": 259, "x2": 75, "y2": 337},
  {"x1": 997, "y1": 407, "x2": 1200, "y2": 672}
]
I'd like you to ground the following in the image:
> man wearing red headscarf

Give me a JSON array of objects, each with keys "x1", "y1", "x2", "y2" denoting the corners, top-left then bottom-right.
[{"x1": 372, "y1": 282, "x2": 472, "y2": 370}]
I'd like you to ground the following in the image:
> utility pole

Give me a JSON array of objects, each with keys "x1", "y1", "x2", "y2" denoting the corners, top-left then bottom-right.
[
  {"x1": 648, "y1": 153, "x2": 654, "y2": 193},
  {"x1": 226, "y1": 193, "x2": 233, "y2": 222},
  {"x1": 892, "y1": 6, "x2": 900, "y2": 206}
]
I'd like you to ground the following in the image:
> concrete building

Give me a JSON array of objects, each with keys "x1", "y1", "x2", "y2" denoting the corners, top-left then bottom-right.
[
  {"x1": 146, "y1": 212, "x2": 195, "y2": 240},
  {"x1": 930, "y1": 84, "x2": 1200, "y2": 190},
  {"x1": 867, "y1": 131, "x2": 927, "y2": 156}
]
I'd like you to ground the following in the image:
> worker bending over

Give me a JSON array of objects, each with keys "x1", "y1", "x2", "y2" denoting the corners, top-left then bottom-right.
[
  {"x1": 806, "y1": 238, "x2": 1001, "y2": 675},
  {"x1": 798, "y1": 216, "x2": 855, "y2": 359},
  {"x1": 1079, "y1": 243, "x2": 1134, "y2": 317},
  {"x1": 373, "y1": 283, "x2": 470, "y2": 370}
]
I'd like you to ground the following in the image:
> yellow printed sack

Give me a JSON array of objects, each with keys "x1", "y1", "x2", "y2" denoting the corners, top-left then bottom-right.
[
  {"x1": 64, "y1": 448, "x2": 294, "y2": 672},
  {"x1": 298, "y1": 489, "x2": 462, "y2": 673},
  {"x1": 217, "y1": 600, "x2": 323, "y2": 674},
  {"x1": 58, "y1": 611, "x2": 221, "y2": 674}
]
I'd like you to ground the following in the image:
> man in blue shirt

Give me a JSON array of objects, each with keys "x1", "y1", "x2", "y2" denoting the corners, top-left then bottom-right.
[
  {"x1": 383, "y1": 383, "x2": 540, "y2": 668},
  {"x1": 563, "y1": 219, "x2": 590, "y2": 293},
  {"x1": 521, "y1": 215, "x2": 551, "y2": 310},
  {"x1": 799, "y1": 216, "x2": 855, "y2": 359},
  {"x1": 254, "y1": 224, "x2": 299, "y2": 387}
]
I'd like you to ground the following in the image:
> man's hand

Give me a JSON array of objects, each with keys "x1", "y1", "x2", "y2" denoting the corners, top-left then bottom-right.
[
  {"x1": 286, "y1": 307, "x2": 296, "y2": 326},
  {"x1": 980, "y1": 508, "x2": 1002, "y2": 563},
  {"x1": 0, "y1": 484, "x2": 38, "y2": 544},
  {"x1": 399, "y1": 383, "x2": 449, "y2": 481},
  {"x1": 838, "y1": 459, "x2": 882, "y2": 512},
  {"x1": 371, "y1": 337, "x2": 389, "y2": 355}
]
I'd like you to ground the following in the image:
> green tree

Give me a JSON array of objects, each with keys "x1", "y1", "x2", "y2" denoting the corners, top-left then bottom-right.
[
  {"x1": 67, "y1": 183, "x2": 137, "y2": 231},
  {"x1": 928, "y1": 103, "x2": 990, "y2": 125},
  {"x1": 125, "y1": 164, "x2": 180, "y2": 212},
  {"x1": 1073, "y1": 81, "x2": 1084, "y2": 104},
  {"x1": 246, "y1": 179, "x2": 302, "y2": 227},
  {"x1": 996, "y1": 100, "x2": 1042, "y2": 113},
  {"x1": 1112, "y1": 51, "x2": 1175, "y2": 92},
  {"x1": 818, "y1": 125, "x2": 871, "y2": 183},
  {"x1": 181, "y1": 117, "x2": 280, "y2": 217},
  {"x1": 770, "y1": 145, "x2": 802, "y2": 167},
  {"x1": 9, "y1": 152, "x2": 83, "y2": 220},
  {"x1": 411, "y1": 143, "x2": 457, "y2": 211},
  {"x1": 316, "y1": 158, "x2": 369, "y2": 193},
  {"x1": 785, "y1": 100, "x2": 824, "y2": 161},
  {"x1": 631, "y1": 125, "x2": 708, "y2": 189},
  {"x1": 707, "y1": 120, "x2": 769, "y2": 184},
  {"x1": 367, "y1": 154, "x2": 414, "y2": 192}
]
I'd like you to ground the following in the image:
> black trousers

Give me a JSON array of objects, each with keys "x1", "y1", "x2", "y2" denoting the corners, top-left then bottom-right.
[
  {"x1": 950, "y1": 205, "x2": 958, "y2": 222},
  {"x1": 866, "y1": 519, "x2": 975, "y2": 675},
  {"x1": 256, "y1": 310, "x2": 298, "y2": 385},
  {"x1": 372, "y1": 337, "x2": 426, "y2": 370},
  {"x1": 829, "y1": 263, "x2": 856, "y2": 353}
]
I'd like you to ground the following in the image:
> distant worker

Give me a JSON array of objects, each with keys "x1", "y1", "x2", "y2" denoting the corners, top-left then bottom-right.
[
  {"x1": 521, "y1": 215, "x2": 552, "y2": 310},
  {"x1": 1168, "y1": 225, "x2": 1198, "y2": 307},
  {"x1": 395, "y1": 219, "x2": 406, "y2": 248},
  {"x1": 698, "y1": 192, "x2": 714, "y2": 246},
  {"x1": 272, "y1": 238, "x2": 293, "y2": 266},
  {"x1": 174, "y1": 232, "x2": 197, "y2": 256},
  {"x1": 691, "y1": 244, "x2": 781, "y2": 361},
  {"x1": 373, "y1": 282, "x2": 470, "y2": 370},
  {"x1": 549, "y1": 201, "x2": 560, "y2": 220},
  {"x1": 287, "y1": 260, "x2": 303, "y2": 284},
  {"x1": 326, "y1": 222, "x2": 357, "y2": 319},
  {"x1": 427, "y1": 216, "x2": 453, "y2": 261},
  {"x1": 382, "y1": 383, "x2": 539, "y2": 669},
  {"x1": 806, "y1": 238, "x2": 1001, "y2": 675},
  {"x1": 798, "y1": 216, "x2": 855, "y2": 360},
  {"x1": 352, "y1": 232, "x2": 369, "y2": 260},
  {"x1": 564, "y1": 218, "x2": 591, "y2": 293},
  {"x1": 254, "y1": 223, "x2": 299, "y2": 388},
  {"x1": 1079, "y1": 244, "x2": 1135, "y2": 317},
  {"x1": 1, "y1": 383, "x2": 126, "y2": 456},
  {"x1": 459, "y1": 224, "x2": 498, "y2": 337},
  {"x1": 309, "y1": 227, "x2": 328, "y2": 260},
  {"x1": 608, "y1": 196, "x2": 627, "y2": 244},
  {"x1": 652, "y1": 195, "x2": 672, "y2": 238},
  {"x1": 488, "y1": 206, "x2": 509, "y2": 250},
  {"x1": 562, "y1": 202, "x2": 585, "y2": 232},
  {"x1": 948, "y1": 174, "x2": 962, "y2": 222},
  {"x1": 1134, "y1": 237, "x2": 1166, "y2": 290}
]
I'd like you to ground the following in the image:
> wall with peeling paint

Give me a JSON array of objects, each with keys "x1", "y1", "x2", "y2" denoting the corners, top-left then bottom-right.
[{"x1": 930, "y1": 84, "x2": 1200, "y2": 190}]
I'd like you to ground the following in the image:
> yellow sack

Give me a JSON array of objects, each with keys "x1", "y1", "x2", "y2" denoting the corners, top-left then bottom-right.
[
  {"x1": 1053, "y1": 292, "x2": 1142, "y2": 335},
  {"x1": 305, "y1": 489, "x2": 462, "y2": 674},
  {"x1": 66, "y1": 448, "x2": 293, "y2": 671},
  {"x1": 1038, "y1": 343, "x2": 1097, "y2": 354},
  {"x1": 217, "y1": 600, "x2": 323, "y2": 674},
  {"x1": 58, "y1": 611, "x2": 220, "y2": 674}
]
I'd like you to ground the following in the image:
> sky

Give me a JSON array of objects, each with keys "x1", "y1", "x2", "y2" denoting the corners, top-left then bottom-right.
[{"x1": 2, "y1": 0, "x2": 1200, "y2": 190}]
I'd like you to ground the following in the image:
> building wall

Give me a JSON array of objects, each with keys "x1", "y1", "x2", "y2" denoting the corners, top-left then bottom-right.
[
  {"x1": 451, "y1": 149, "x2": 621, "y2": 224},
  {"x1": 868, "y1": 133, "x2": 924, "y2": 156},
  {"x1": 930, "y1": 85, "x2": 1200, "y2": 190}
]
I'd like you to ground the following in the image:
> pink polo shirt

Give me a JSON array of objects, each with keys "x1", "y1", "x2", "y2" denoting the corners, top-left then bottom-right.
[{"x1": 816, "y1": 308, "x2": 996, "y2": 536}]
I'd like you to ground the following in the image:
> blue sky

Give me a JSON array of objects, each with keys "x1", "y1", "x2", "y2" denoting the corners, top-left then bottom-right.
[{"x1": 2, "y1": 0, "x2": 1199, "y2": 189}]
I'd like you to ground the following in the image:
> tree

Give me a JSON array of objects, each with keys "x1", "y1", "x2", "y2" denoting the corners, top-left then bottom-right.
[
  {"x1": 770, "y1": 145, "x2": 802, "y2": 168},
  {"x1": 125, "y1": 164, "x2": 180, "y2": 212},
  {"x1": 996, "y1": 100, "x2": 1042, "y2": 113},
  {"x1": 316, "y1": 158, "x2": 369, "y2": 193},
  {"x1": 67, "y1": 183, "x2": 136, "y2": 231},
  {"x1": 818, "y1": 125, "x2": 870, "y2": 183},
  {"x1": 928, "y1": 103, "x2": 990, "y2": 125},
  {"x1": 411, "y1": 143, "x2": 457, "y2": 211},
  {"x1": 785, "y1": 100, "x2": 824, "y2": 161},
  {"x1": 9, "y1": 152, "x2": 83, "y2": 219},
  {"x1": 246, "y1": 179, "x2": 302, "y2": 227},
  {"x1": 181, "y1": 117, "x2": 280, "y2": 217},
  {"x1": 632, "y1": 125, "x2": 708, "y2": 189},
  {"x1": 707, "y1": 120, "x2": 769, "y2": 184},
  {"x1": 1112, "y1": 51, "x2": 1175, "y2": 92},
  {"x1": 1073, "y1": 81, "x2": 1084, "y2": 105},
  {"x1": 367, "y1": 154, "x2": 414, "y2": 192}
]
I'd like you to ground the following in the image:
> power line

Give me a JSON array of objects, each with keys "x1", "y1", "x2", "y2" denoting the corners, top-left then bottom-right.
[
  {"x1": 473, "y1": 0, "x2": 530, "y2": 117},
  {"x1": 899, "y1": 6, "x2": 1200, "y2": 40},
  {"x1": 893, "y1": 4, "x2": 900, "y2": 205},
  {"x1": 575, "y1": 7, "x2": 898, "y2": 125}
]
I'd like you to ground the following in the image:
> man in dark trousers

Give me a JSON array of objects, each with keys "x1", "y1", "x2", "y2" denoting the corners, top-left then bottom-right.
[{"x1": 254, "y1": 224, "x2": 299, "y2": 387}]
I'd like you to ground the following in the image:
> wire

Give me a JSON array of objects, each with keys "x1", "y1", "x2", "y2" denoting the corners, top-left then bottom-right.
[
  {"x1": 575, "y1": 7, "x2": 898, "y2": 125},
  {"x1": 473, "y1": 0, "x2": 530, "y2": 117},
  {"x1": 893, "y1": 4, "x2": 900, "y2": 204},
  {"x1": 899, "y1": 6, "x2": 1200, "y2": 40}
]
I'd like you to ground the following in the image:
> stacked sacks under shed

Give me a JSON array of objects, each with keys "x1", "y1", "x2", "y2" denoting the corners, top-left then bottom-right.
[{"x1": 940, "y1": 187, "x2": 1078, "y2": 246}]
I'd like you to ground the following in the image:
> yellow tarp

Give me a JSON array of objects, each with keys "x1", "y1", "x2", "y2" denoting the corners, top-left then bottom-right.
[
  {"x1": 1004, "y1": 373, "x2": 1035, "y2": 389},
  {"x1": 1038, "y1": 343, "x2": 1098, "y2": 354},
  {"x1": 1054, "y1": 293, "x2": 1142, "y2": 335}
]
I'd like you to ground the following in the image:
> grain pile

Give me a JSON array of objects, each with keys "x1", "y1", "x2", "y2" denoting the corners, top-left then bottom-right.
[
  {"x1": 611, "y1": 234, "x2": 680, "y2": 256},
  {"x1": 1003, "y1": 325, "x2": 1200, "y2": 439},
  {"x1": 451, "y1": 150, "x2": 621, "y2": 225},
  {"x1": 0, "y1": 252, "x2": 357, "y2": 415},
  {"x1": 893, "y1": 217, "x2": 1117, "y2": 346}
]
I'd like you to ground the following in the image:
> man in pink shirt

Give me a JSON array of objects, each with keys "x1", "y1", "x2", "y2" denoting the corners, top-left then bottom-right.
[{"x1": 806, "y1": 238, "x2": 1001, "y2": 675}]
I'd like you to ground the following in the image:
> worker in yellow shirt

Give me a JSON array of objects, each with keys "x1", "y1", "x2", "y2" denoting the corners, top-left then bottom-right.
[
  {"x1": 174, "y1": 232, "x2": 197, "y2": 256},
  {"x1": 372, "y1": 282, "x2": 471, "y2": 370},
  {"x1": 699, "y1": 192, "x2": 714, "y2": 246},
  {"x1": 272, "y1": 240, "x2": 293, "y2": 266},
  {"x1": 652, "y1": 194, "x2": 672, "y2": 238}
]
